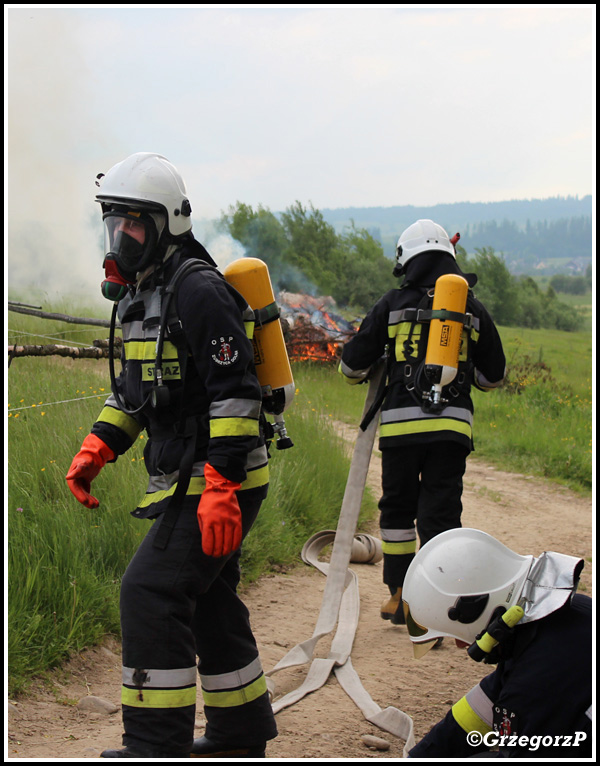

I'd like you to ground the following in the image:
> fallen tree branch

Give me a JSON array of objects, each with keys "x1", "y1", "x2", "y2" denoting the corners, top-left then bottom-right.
[
  {"x1": 8, "y1": 304, "x2": 113, "y2": 328},
  {"x1": 7, "y1": 344, "x2": 118, "y2": 361}
]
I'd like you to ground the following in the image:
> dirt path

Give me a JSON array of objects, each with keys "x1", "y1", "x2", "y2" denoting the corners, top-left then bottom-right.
[{"x1": 7, "y1": 431, "x2": 592, "y2": 760}]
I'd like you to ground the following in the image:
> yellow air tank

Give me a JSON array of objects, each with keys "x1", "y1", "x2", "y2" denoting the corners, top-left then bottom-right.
[
  {"x1": 424, "y1": 273, "x2": 469, "y2": 409},
  {"x1": 223, "y1": 257, "x2": 295, "y2": 448}
]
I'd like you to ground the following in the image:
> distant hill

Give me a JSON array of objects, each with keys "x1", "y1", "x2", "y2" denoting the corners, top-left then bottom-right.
[{"x1": 320, "y1": 195, "x2": 592, "y2": 275}]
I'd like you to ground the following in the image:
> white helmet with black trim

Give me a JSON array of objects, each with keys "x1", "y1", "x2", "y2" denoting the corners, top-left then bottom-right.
[
  {"x1": 96, "y1": 153, "x2": 192, "y2": 280},
  {"x1": 401, "y1": 528, "x2": 583, "y2": 659},
  {"x1": 394, "y1": 219, "x2": 455, "y2": 274}
]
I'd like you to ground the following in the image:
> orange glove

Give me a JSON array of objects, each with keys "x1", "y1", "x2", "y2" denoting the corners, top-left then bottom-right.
[
  {"x1": 197, "y1": 463, "x2": 242, "y2": 557},
  {"x1": 66, "y1": 434, "x2": 115, "y2": 509}
]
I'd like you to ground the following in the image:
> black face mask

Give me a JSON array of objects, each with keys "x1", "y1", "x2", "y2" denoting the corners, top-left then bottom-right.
[{"x1": 109, "y1": 229, "x2": 145, "y2": 282}]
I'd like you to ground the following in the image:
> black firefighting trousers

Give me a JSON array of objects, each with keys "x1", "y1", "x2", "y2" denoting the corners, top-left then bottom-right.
[
  {"x1": 119, "y1": 486, "x2": 277, "y2": 756},
  {"x1": 378, "y1": 442, "x2": 469, "y2": 589}
]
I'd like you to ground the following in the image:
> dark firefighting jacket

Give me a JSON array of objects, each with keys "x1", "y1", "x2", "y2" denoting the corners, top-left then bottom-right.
[
  {"x1": 340, "y1": 254, "x2": 506, "y2": 453},
  {"x1": 409, "y1": 594, "x2": 592, "y2": 759},
  {"x1": 91, "y1": 239, "x2": 269, "y2": 519}
]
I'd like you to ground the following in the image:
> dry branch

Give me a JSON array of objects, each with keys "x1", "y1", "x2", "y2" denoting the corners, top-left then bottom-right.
[
  {"x1": 8, "y1": 344, "x2": 118, "y2": 360},
  {"x1": 8, "y1": 304, "x2": 113, "y2": 328}
]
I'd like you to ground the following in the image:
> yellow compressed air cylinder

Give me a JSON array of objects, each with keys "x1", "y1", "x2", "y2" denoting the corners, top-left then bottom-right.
[
  {"x1": 223, "y1": 257, "x2": 295, "y2": 415},
  {"x1": 424, "y1": 274, "x2": 469, "y2": 400}
]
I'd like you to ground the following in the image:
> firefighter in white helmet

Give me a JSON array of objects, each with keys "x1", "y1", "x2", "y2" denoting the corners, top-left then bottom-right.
[
  {"x1": 340, "y1": 220, "x2": 506, "y2": 627},
  {"x1": 66, "y1": 153, "x2": 277, "y2": 758},
  {"x1": 402, "y1": 528, "x2": 592, "y2": 758}
]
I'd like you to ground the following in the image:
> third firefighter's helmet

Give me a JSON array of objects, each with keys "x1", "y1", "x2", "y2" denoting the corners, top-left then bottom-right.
[
  {"x1": 395, "y1": 219, "x2": 456, "y2": 272},
  {"x1": 401, "y1": 528, "x2": 533, "y2": 657}
]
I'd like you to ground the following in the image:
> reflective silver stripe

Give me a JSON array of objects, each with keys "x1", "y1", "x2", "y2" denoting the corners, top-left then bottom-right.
[
  {"x1": 123, "y1": 319, "x2": 145, "y2": 339},
  {"x1": 586, "y1": 704, "x2": 593, "y2": 721},
  {"x1": 465, "y1": 683, "x2": 494, "y2": 728},
  {"x1": 380, "y1": 528, "x2": 416, "y2": 542},
  {"x1": 209, "y1": 398, "x2": 261, "y2": 420},
  {"x1": 246, "y1": 444, "x2": 269, "y2": 470},
  {"x1": 144, "y1": 445, "x2": 268, "y2": 495},
  {"x1": 122, "y1": 665, "x2": 197, "y2": 688},
  {"x1": 200, "y1": 656, "x2": 263, "y2": 691},
  {"x1": 339, "y1": 359, "x2": 370, "y2": 380},
  {"x1": 380, "y1": 406, "x2": 473, "y2": 425},
  {"x1": 475, "y1": 369, "x2": 505, "y2": 389},
  {"x1": 388, "y1": 309, "x2": 411, "y2": 325},
  {"x1": 146, "y1": 462, "x2": 207, "y2": 494}
]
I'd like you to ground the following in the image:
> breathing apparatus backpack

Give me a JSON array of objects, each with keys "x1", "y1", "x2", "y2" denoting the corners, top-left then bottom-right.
[
  {"x1": 360, "y1": 273, "x2": 474, "y2": 431},
  {"x1": 107, "y1": 254, "x2": 295, "y2": 449}
]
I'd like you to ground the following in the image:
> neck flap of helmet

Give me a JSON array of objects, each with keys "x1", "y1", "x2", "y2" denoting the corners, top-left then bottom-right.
[{"x1": 519, "y1": 551, "x2": 584, "y2": 623}]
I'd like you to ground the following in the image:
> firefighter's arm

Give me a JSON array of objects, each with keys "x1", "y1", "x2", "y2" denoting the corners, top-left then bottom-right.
[
  {"x1": 178, "y1": 271, "x2": 260, "y2": 557},
  {"x1": 471, "y1": 304, "x2": 507, "y2": 392},
  {"x1": 339, "y1": 297, "x2": 389, "y2": 384},
  {"x1": 409, "y1": 682, "x2": 495, "y2": 758},
  {"x1": 178, "y1": 270, "x2": 261, "y2": 484}
]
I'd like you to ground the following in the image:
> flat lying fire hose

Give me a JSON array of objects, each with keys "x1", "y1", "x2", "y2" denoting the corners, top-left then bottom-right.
[{"x1": 265, "y1": 360, "x2": 415, "y2": 756}]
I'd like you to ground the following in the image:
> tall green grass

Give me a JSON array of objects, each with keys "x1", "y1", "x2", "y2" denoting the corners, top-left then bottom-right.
[{"x1": 471, "y1": 326, "x2": 592, "y2": 492}]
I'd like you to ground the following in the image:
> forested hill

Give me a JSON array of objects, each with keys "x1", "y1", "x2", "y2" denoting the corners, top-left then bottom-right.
[{"x1": 321, "y1": 195, "x2": 592, "y2": 274}]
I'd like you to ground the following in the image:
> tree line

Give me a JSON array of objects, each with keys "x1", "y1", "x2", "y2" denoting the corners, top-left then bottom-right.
[
  {"x1": 220, "y1": 201, "x2": 585, "y2": 331},
  {"x1": 462, "y1": 216, "x2": 592, "y2": 268}
]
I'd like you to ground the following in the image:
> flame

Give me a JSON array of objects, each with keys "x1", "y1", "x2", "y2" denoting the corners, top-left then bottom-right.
[{"x1": 278, "y1": 292, "x2": 357, "y2": 364}]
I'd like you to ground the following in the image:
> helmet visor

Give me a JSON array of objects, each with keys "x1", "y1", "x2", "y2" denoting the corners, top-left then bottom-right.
[
  {"x1": 103, "y1": 208, "x2": 163, "y2": 279},
  {"x1": 403, "y1": 600, "x2": 447, "y2": 659}
]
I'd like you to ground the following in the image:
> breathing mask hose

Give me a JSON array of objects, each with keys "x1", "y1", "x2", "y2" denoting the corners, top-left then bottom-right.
[{"x1": 108, "y1": 302, "x2": 154, "y2": 416}]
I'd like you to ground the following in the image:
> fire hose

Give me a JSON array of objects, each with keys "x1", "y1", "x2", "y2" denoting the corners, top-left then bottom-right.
[{"x1": 265, "y1": 359, "x2": 416, "y2": 756}]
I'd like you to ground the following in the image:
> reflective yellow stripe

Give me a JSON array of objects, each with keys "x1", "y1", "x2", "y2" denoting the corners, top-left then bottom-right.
[
  {"x1": 201, "y1": 674, "x2": 268, "y2": 709},
  {"x1": 124, "y1": 339, "x2": 180, "y2": 361},
  {"x1": 452, "y1": 696, "x2": 492, "y2": 735},
  {"x1": 121, "y1": 685, "x2": 196, "y2": 709},
  {"x1": 380, "y1": 418, "x2": 472, "y2": 439},
  {"x1": 244, "y1": 321, "x2": 255, "y2": 339},
  {"x1": 210, "y1": 417, "x2": 260, "y2": 438},
  {"x1": 388, "y1": 320, "x2": 415, "y2": 338},
  {"x1": 97, "y1": 406, "x2": 142, "y2": 441},
  {"x1": 241, "y1": 463, "x2": 270, "y2": 490},
  {"x1": 137, "y1": 465, "x2": 269, "y2": 508},
  {"x1": 381, "y1": 540, "x2": 417, "y2": 555}
]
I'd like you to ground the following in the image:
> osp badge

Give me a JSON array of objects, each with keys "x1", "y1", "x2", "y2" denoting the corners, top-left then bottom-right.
[{"x1": 211, "y1": 336, "x2": 239, "y2": 366}]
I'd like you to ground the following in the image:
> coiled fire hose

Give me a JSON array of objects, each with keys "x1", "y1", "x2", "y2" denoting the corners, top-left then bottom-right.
[{"x1": 265, "y1": 360, "x2": 416, "y2": 755}]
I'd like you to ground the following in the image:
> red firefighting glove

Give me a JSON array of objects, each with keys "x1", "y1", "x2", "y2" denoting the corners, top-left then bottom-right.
[
  {"x1": 66, "y1": 434, "x2": 115, "y2": 509},
  {"x1": 197, "y1": 463, "x2": 242, "y2": 558}
]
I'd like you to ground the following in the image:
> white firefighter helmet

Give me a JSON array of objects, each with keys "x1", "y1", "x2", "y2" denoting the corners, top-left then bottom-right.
[
  {"x1": 401, "y1": 528, "x2": 534, "y2": 658},
  {"x1": 395, "y1": 219, "x2": 455, "y2": 272},
  {"x1": 96, "y1": 153, "x2": 192, "y2": 280},
  {"x1": 96, "y1": 152, "x2": 192, "y2": 237}
]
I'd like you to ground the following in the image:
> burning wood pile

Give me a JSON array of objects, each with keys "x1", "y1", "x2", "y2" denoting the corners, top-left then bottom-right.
[{"x1": 277, "y1": 291, "x2": 357, "y2": 363}]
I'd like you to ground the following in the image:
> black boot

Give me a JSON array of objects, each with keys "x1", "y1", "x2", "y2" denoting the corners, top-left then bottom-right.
[
  {"x1": 190, "y1": 736, "x2": 266, "y2": 758},
  {"x1": 101, "y1": 745, "x2": 185, "y2": 758}
]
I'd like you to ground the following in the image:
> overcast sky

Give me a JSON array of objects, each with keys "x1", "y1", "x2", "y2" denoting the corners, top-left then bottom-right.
[{"x1": 5, "y1": 4, "x2": 596, "y2": 297}]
